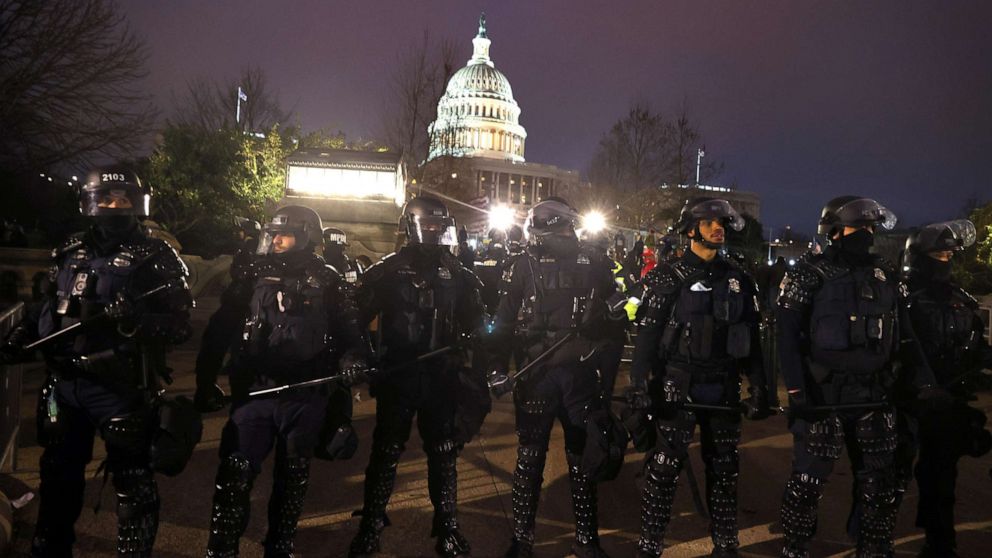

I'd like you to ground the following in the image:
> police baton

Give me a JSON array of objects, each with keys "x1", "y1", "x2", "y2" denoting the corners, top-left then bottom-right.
[
  {"x1": 25, "y1": 282, "x2": 176, "y2": 351},
  {"x1": 248, "y1": 344, "x2": 460, "y2": 398},
  {"x1": 509, "y1": 333, "x2": 575, "y2": 382}
]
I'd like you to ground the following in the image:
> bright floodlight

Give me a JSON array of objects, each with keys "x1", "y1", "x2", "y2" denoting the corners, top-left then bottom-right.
[
  {"x1": 489, "y1": 205, "x2": 515, "y2": 231},
  {"x1": 582, "y1": 210, "x2": 607, "y2": 234}
]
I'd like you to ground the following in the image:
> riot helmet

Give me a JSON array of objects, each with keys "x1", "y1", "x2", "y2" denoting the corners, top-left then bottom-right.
[
  {"x1": 525, "y1": 198, "x2": 579, "y2": 240},
  {"x1": 80, "y1": 166, "x2": 150, "y2": 217},
  {"x1": 906, "y1": 219, "x2": 976, "y2": 255},
  {"x1": 674, "y1": 197, "x2": 745, "y2": 235},
  {"x1": 257, "y1": 205, "x2": 323, "y2": 256},
  {"x1": 904, "y1": 219, "x2": 976, "y2": 276},
  {"x1": 399, "y1": 196, "x2": 457, "y2": 246},
  {"x1": 488, "y1": 227, "x2": 507, "y2": 246},
  {"x1": 817, "y1": 196, "x2": 897, "y2": 237},
  {"x1": 323, "y1": 227, "x2": 349, "y2": 247}
]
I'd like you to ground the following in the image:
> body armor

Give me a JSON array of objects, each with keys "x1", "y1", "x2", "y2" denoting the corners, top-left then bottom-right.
[{"x1": 805, "y1": 256, "x2": 898, "y2": 375}]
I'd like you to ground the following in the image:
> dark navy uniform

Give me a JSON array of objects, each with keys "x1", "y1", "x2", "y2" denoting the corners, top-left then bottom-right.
[
  {"x1": 776, "y1": 247, "x2": 937, "y2": 558},
  {"x1": 349, "y1": 244, "x2": 485, "y2": 557},
  {"x1": 33, "y1": 226, "x2": 192, "y2": 557},
  {"x1": 630, "y1": 250, "x2": 765, "y2": 557},
  {"x1": 205, "y1": 207, "x2": 366, "y2": 558},
  {"x1": 490, "y1": 235, "x2": 621, "y2": 557}
]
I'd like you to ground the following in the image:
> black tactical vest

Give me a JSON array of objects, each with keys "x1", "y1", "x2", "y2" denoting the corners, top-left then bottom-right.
[
  {"x1": 376, "y1": 256, "x2": 463, "y2": 355},
  {"x1": 661, "y1": 259, "x2": 753, "y2": 365},
  {"x1": 521, "y1": 251, "x2": 600, "y2": 334},
  {"x1": 807, "y1": 259, "x2": 897, "y2": 374},
  {"x1": 908, "y1": 285, "x2": 977, "y2": 379},
  {"x1": 243, "y1": 263, "x2": 333, "y2": 366}
]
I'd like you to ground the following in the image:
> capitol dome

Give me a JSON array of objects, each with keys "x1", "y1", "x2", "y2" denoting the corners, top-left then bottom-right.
[{"x1": 427, "y1": 15, "x2": 527, "y2": 163}]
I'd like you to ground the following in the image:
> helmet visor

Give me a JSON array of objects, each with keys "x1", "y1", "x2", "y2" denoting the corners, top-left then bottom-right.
[
  {"x1": 80, "y1": 187, "x2": 150, "y2": 216},
  {"x1": 257, "y1": 215, "x2": 306, "y2": 255},
  {"x1": 324, "y1": 231, "x2": 348, "y2": 245},
  {"x1": 923, "y1": 219, "x2": 977, "y2": 251},
  {"x1": 835, "y1": 198, "x2": 897, "y2": 230},
  {"x1": 689, "y1": 199, "x2": 745, "y2": 232},
  {"x1": 410, "y1": 215, "x2": 458, "y2": 246}
]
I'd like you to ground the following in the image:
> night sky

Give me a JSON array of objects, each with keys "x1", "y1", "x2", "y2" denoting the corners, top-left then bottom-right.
[{"x1": 122, "y1": 0, "x2": 992, "y2": 232}]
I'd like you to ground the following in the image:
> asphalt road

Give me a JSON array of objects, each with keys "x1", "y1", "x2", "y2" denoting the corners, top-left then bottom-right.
[{"x1": 5, "y1": 296, "x2": 992, "y2": 557}]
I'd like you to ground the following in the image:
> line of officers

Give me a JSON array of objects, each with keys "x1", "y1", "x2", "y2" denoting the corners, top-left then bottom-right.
[{"x1": 1, "y1": 165, "x2": 990, "y2": 558}]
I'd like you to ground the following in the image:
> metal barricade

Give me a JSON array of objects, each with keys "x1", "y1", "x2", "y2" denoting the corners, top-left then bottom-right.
[{"x1": 0, "y1": 303, "x2": 24, "y2": 471}]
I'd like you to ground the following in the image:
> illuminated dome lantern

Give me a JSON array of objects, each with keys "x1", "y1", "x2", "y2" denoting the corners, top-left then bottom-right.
[{"x1": 427, "y1": 14, "x2": 527, "y2": 163}]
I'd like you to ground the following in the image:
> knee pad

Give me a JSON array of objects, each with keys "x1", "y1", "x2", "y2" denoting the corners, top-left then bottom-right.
[
  {"x1": 425, "y1": 438, "x2": 460, "y2": 458},
  {"x1": 646, "y1": 451, "x2": 681, "y2": 481}
]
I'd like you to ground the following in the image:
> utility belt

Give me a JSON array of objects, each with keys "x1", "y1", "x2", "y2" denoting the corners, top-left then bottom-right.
[{"x1": 47, "y1": 349, "x2": 139, "y2": 382}]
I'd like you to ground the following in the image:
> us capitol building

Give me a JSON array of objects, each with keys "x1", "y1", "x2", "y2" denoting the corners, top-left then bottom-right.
[{"x1": 426, "y1": 15, "x2": 580, "y2": 221}]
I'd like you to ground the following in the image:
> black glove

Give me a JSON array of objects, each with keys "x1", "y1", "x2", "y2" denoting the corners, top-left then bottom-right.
[
  {"x1": 194, "y1": 383, "x2": 228, "y2": 413},
  {"x1": 105, "y1": 291, "x2": 136, "y2": 322},
  {"x1": 339, "y1": 360, "x2": 371, "y2": 388},
  {"x1": 741, "y1": 385, "x2": 771, "y2": 421},
  {"x1": 488, "y1": 370, "x2": 513, "y2": 398},
  {"x1": 624, "y1": 382, "x2": 652, "y2": 411},
  {"x1": 0, "y1": 323, "x2": 31, "y2": 365},
  {"x1": 917, "y1": 385, "x2": 954, "y2": 411}
]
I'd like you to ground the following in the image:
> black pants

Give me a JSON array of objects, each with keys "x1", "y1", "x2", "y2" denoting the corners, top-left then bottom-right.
[
  {"x1": 35, "y1": 373, "x2": 155, "y2": 555},
  {"x1": 914, "y1": 404, "x2": 984, "y2": 550},
  {"x1": 220, "y1": 392, "x2": 328, "y2": 472}
]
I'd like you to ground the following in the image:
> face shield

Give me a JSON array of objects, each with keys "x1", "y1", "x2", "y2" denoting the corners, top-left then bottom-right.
[
  {"x1": 409, "y1": 214, "x2": 458, "y2": 246},
  {"x1": 689, "y1": 199, "x2": 745, "y2": 232},
  {"x1": 257, "y1": 214, "x2": 305, "y2": 255},
  {"x1": 80, "y1": 186, "x2": 150, "y2": 217},
  {"x1": 917, "y1": 219, "x2": 977, "y2": 253},
  {"x1": 835, "y1": 198, "x2": 897, "y2": 231}
]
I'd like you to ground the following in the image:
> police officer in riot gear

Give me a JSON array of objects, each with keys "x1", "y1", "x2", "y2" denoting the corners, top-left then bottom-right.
[
  {"x1": 776, "y1": 196, "x2": 944, "y2": 558},
  {"x1": 194, "y1": 217, "x2": 261, "y2": 412},
  {"x1": 203, "y1": 205, "x2": 368, "y2": 558},
  {"x1": 626, "y1": 197, "x2": 768, "y2": 558},
  {"x1": 3, "y1": 167, "x2": 194, "y2": 557},
  {"x1": 475, "y1": 227, "x2": 511, "y2": 314},
  {"x1": 323, "y1": 227, "x2": 363, "y2": 284},
  {"x1": 900, "y1": 220, "x2": 992, "y2": 557},
  {"x1": 488, "y1": 198, "x2": 623, "y2": 558},
  {"x1": 349, "y1": 196, "x2": 485, "y2": 558}
]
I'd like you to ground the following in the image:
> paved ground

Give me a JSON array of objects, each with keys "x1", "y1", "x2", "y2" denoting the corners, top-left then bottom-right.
[{"x1": 5, "y1": 296, "x2": 992, "y2": 557}]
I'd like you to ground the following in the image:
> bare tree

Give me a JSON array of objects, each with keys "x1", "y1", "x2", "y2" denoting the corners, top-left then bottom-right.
[
  {"x1": 666, "y1": 105, "x2": 722, "y2": 185},
  {"x1": 381, "y1": 31, "x2": 457, "y2": 172},
  {"x1": 171, "y1": 66, "x2": 290, "y2": 132},
  {"x1": 588, "y1": 103, "x2": 673, "y2": 192},
  {"x1": 0, "y1": 0, "x2": 156, "y2": 172}
]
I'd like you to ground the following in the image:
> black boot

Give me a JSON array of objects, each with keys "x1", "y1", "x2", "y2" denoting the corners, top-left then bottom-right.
[
  {"x1": 349, "y1": 441, "x2": 403, "y2": 558},
  {"x1": 636, "y1": 452, "x2": 681, "y2": 557},
  {"x1": 263, "y1": 455, "x2": 311, "y2": 558},
  {"x1": 206, "y1": 454, "x2": 256, "y2": 558},
  {"x1": 114, "y1": 466, "x2": 160, "y2": 558},
  {"x1": 505, "y1": 444, "x2": 546, "y2": 557},
  {"x1": 779, "y1": 473, "x2": 825, "y2": 558},
  {"x1": 428, "y1": 442, "x2": 470, "y2": 557},
  {"x1": 706, "y1": 471, "x2": 739, "y2": 556},
  {"x1": 567, "y1": 454, "x2": 609, "y2": 558}
]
